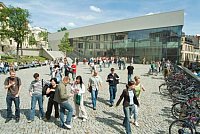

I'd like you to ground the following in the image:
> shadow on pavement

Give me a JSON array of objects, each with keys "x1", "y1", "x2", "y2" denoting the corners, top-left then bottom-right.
[
  {"x1": 95, "y1": 117, "x2": 125, "y2": 134},
  {"x1": 0, "y1": 108, "x2": 33, "y2": 120},
  {"x1": 159, "y1": 106, "x2": 175, "y2": 122},
  {"x1": 102, "y1": 111, "x2": 124, "y2": 120},
  {"x1": 84, "y1": 100, "x2": 93, "y2": 109},
  {"x1": 97, "y1": 97, "x2": 110, "y2": 106}
]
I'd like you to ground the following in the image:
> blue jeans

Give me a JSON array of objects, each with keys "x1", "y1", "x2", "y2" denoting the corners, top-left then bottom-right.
[
  {"x1": 29, "y1": 94, "x2": 44, "y2": 120},
  {"x1": 60, "y1": 101, "x2": 73, "y2": 126},
  {"x1": 91, "y1": 89, "x2": 98, "y2": 108},
  {"x1": 128, "y1": 74, "x2": 133, "y2": 82},
  {"x1": 3, "y1": 67, "x2": 9, "y2": 74},
  {"x1": 123, "y1": 105, "x2": 134, "y2": 134},
  {"x1": 6, "y1": 95, "x2": 20, "y2": 118},
  {"x1": 109, "y1": 85, "x2": 117, "y2": 105},
  {"x1": 99, "y1": 65, "x2": 102, "y2": 72},
  {"x1": 132, "y1": 104, "x2": 138, "y2": 121}
]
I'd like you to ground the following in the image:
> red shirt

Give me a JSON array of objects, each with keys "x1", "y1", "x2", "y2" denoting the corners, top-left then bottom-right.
[{"x1": 71, "y1": 64, "x2": 76, "y2": 73}]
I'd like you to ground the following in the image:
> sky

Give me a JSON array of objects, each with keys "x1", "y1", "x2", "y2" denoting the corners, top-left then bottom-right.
[{"x1": 1, "y1": 0, "x2": 200, "y2": 35}]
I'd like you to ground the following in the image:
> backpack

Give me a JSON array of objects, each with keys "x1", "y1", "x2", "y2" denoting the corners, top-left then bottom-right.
[{"x1": 42, "y1": 79, "x2": 50, "y2": 96}]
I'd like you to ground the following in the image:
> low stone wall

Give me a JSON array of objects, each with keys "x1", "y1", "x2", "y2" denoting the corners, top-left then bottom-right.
[{"x1": 21, "y1": 48, "x2": 53, "y2": 60}]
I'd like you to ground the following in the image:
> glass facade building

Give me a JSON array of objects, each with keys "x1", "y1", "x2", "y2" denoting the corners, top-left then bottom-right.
[
  {"x1": 72, "y1": 25, "x2": 182, "y2": 63},
  {"x1": 48, "y1": 10, "x2": 184, "y2": 63}
]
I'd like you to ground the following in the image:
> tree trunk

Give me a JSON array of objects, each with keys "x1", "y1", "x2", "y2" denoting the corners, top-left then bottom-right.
[
  {"x1": 16, "y1": 42, "x2": 19, "y2": 63},
  {"x1": 20, "y1": 43, "x2": 23, "y2": 56}
]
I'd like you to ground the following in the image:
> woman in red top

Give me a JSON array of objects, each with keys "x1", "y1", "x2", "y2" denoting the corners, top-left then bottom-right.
[{"x1": 71, "y1": 62, "x2": 76, "y2": 80}]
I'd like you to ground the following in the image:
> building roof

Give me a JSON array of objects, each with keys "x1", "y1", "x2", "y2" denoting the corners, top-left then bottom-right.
[
  {"x1": 0, "y1": 2, "x2": 6, "y2": 9},
  {"x1": 49, "y1": 10, "x2": 184, "y2": 40}
]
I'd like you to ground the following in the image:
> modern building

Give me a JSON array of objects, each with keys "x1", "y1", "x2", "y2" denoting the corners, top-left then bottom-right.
[{"x1": 49, "y1": 10, "x2": 184, "y2": 63}]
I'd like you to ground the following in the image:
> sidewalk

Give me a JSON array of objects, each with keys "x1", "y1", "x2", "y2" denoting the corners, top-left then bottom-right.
[{"x1": 0, "y1": 63, "x2": 172, "y2": 134}]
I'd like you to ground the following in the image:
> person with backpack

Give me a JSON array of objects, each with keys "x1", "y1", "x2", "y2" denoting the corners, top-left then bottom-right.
[
  {"x1": 106, "y1": 68, "x2": 120, "y2": 107},
  {"x1": 45, "y1": 78, "x2": 59, "y2": 121},
  {"x1": 71, "y1": 76, "x2": 88, "y2": 122},
  {"x1": 4, "y1": 70, "x2": 22, "y2": 123},
  {"x1": 54, "y1": 76, "x2": 74, "y2": 129},
  {"x1": 28, "y1": 73, "x2": 45, "y2": 123},
  {"x1": 116, "y1": 81, "x2": 139, "y2": 134}
]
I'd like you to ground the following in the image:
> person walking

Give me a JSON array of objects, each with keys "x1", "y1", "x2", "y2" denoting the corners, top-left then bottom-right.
[
  {"x1": 127, "y1": 63, "x2": 134, "y2": 82},
  {"x1": 71, "y1": 76, "x2": 88, "y2": 121},
  {"x1": 88, "y1": 71, "x2": 102, "y2": 110},
  {"x1": 132, "y1": 76, "x2": 145, "y2": 127},
  {"x1": 28, "y1": 73, "x2": 45, "y2": 123},
  {"x1": 116, "y1": 81, "x2": 139, "y2": 134},
  {"x1": 71, "y1": 62, "x2": 77, "y2": 81},
  {"x1": 106, "y1": 68, "x2": 119, "y2": 107},
  {"x1": 45, "y1": 78, "x2": 59, "y2": 121},
  {"x1": 4, "y1": 70, "x2": 22, "y2": 123},
  {"x1": 54, "y1": 76, "x2": 74, "y2": 129}
]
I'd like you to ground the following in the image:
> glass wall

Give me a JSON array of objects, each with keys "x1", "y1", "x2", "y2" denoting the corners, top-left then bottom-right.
[
  {"x1": 114, "y1": 25, "x2": 182, "y2": 63},
  {"x1": 72, "y1": 25, "x2": 182, "y2": 63}
]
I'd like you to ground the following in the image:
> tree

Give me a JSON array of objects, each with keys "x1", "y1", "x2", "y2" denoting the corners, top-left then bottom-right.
[
  {"x1": 28, "y1": 34, "x2": 37, "y2": 46},
  {"x1": 38, "y1": 31, "x2": 48, "y2": 41},
  {"x1": 58, "y1": 32, "x2": 73, "y2": 56},
  {"x1": 57, "y1": 27, "x2": 67, "y2": 32},
  {"x1": 0, "y1": 6, "x2": 30, "y2": 59}
]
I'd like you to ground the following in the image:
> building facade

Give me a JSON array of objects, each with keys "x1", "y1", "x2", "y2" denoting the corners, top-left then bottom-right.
[
  {"x1": 181, "y1": 35, "x2": 200, "y2": 65},
  {"x1": 49, "y1": 10, "x2": 184, "y2": 63}
]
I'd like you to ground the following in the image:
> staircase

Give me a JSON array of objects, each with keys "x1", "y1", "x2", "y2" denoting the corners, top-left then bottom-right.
[
  {"x1": 47, "y1": 51, "x2": 65, "y2": 59},
  {"x1": 68, "y1": 49, "x2": 90, "y2": 61}
]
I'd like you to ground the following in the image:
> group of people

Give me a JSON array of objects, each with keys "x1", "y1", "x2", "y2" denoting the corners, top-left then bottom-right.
[{"x1": 3, "y1": 58, "x2": 145, "y2": 134}]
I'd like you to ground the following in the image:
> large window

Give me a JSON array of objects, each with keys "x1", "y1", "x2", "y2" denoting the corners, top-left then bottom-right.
[
  {"x1": 78, "y1": 43, "x2": 83, "y2": 48},
  {"x1": 104, "y1": 35, "x2": 108, "y2": 41},
  {"x1": 96, "y1": 43, "x2": 100, "y2": 49},
  {"x1": 89, "y1": 43, "x2": 93, "y2": 49},
  {"x1": 96, "y1": 35, "x2": 100, "y2": 41}
]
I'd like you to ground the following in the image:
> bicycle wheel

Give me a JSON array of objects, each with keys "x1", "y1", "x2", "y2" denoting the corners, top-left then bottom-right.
[
  {"x1": 169, "y1": 119, "x2": 194, "y2": 134},
  {"x1": 159, "y1": 83, "x2": 168, "y2": 96},
  {"x1": 171, "y1": 102, "x2": 188, "y2": 119}
]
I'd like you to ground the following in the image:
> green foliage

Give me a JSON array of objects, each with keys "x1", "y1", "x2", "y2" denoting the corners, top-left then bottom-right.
[
  {"x1": 29, "y1": 35, "x2": 37, "y2": 46},
  {"x1": 0, "y1": 55, "x2": 46, "y2": 63},
  {"x1": 38, "y1": 31, "x2": 48, "y2": 41},
  {"x1": 57, "y1": 27, "x2": 67, "y2": 32},
  {"x1": 58, "y1": 32, "x2": 73, "y2": 56},
  {"x1": 0, "y1": 6, "x2": 30, "y2": 57}
]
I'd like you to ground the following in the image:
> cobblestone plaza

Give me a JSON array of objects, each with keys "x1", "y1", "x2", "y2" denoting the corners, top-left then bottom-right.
[{"x1": 0, "y1": 63, "x2": 173, "y2": 134}]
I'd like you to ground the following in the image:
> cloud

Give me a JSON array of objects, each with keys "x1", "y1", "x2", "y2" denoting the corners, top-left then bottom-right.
[
  {"x1": 67, "y1": 22, "x2": 76, "y2": 27},
  {"x1": 90, "y1": 5, "x2": 101, "y2": 13}
]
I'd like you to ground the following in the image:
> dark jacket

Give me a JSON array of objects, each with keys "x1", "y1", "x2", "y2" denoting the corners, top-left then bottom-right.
[
  {"x1": 106, "y1": 73, "x2": 119, "y2": 86},
  {"x1": 116, "y1": 88, "x2": 139, "y2": 107}
]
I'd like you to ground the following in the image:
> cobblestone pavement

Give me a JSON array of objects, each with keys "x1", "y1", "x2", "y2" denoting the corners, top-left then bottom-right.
[{"x1": 0, "y1": 63, "x2": 174, "y2": 134}]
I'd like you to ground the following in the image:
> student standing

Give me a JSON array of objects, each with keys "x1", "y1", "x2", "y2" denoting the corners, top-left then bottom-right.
[
  {"x1": 28, "y1": 73, "x2": 45, "y2": 123},
  {"x1": 71, "y1": 76, "x2": 88, "y2": 121},
  {"x1": 45, "y1": 78, "x2": 59, "y2": 120},
  {"x1": 54, "y1": 76, "x2": 74, "y2": 129},
  {"x1": 4, "y1": 70, "x2": 22, "y2": 123}
]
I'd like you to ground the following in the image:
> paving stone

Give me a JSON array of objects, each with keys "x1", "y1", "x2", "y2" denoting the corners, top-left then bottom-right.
[{"x1": 0, "y1": 63, "x2": 172, "y2": 134}]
